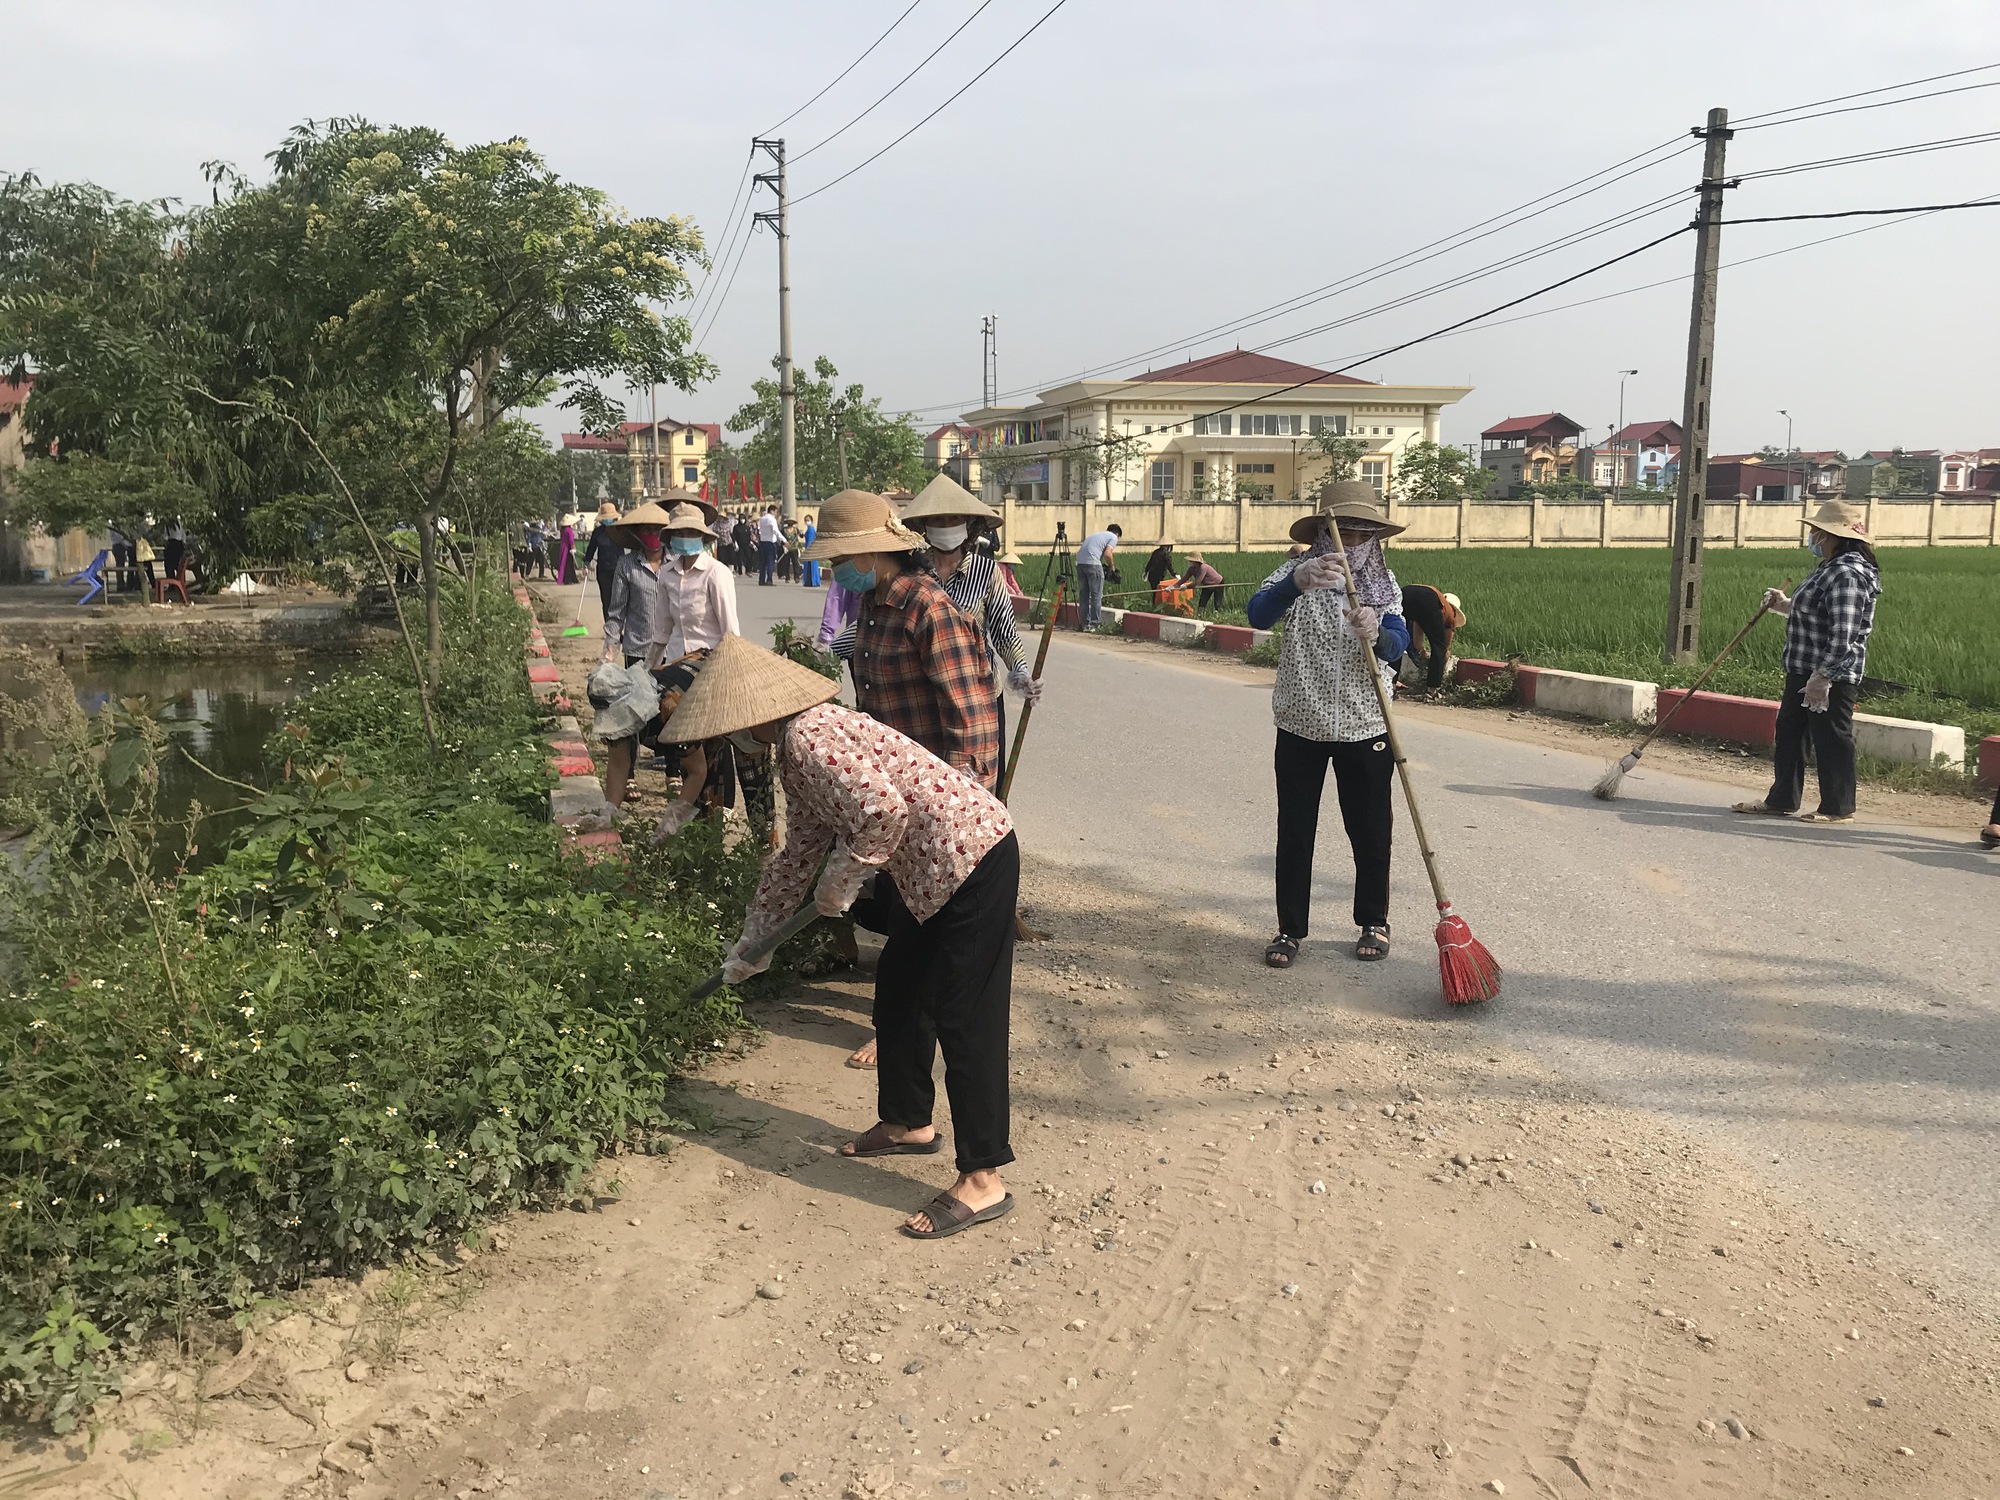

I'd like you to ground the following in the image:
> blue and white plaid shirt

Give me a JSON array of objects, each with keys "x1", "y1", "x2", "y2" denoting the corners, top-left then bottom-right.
[{"x1": 1783, "y1": 550, "x2": 1880, "y2": 684}]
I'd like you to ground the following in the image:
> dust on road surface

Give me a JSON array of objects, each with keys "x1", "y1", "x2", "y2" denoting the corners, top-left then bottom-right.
[{"x1": 14, "y1": 580, "x2": 1996, "y2": 1500}]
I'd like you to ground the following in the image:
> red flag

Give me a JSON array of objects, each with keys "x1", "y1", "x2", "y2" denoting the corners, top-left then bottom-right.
[
  {"x1": 754, "y1": 472, "x2": 764, "y2": 500},
  {"x1": 700, "y1": 480, "x2": 710, "y2": 500}
]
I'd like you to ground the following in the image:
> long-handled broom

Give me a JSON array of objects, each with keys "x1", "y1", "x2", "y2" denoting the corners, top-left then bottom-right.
[
  {"x1": 998, "y1": 581, "x2": 1065, "y2": 942},
  {"x1": 1589, "y1": 586, "x2": 1783, "y2": 801},
  {"x1": 561, "y1": 578, "x2": 592, "y2": 638},
  {"x1": 1326, "y1": 526, "x2": 1499, "y2": 1005}
]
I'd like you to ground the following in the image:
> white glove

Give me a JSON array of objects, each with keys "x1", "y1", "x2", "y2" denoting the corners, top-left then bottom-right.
[
  {"x1": 1762, "y1": 587, "x2": 1792, "y2": 617},
  {"x1": 650, "y1": 798, "x2": 699, "y2": 843},
  {"x1": 1293, "y1": 554, "x2": 1347, "y2": 593},
  {"x1": 1008, "y1": 664, "x2": 1044, "y2": 704},
  {"x1": 1346, "y1": 604, "x2": 1380, "y2": 644},
  {"x1": 720, "y1": 935, "x2": 770, "y2": 986},
  {"x1": 813, "y1": 851, "x2": 873, "y2": 918},
  {"x1": 1802, "y1": 672, "x2": 1832, "y2": 713}
]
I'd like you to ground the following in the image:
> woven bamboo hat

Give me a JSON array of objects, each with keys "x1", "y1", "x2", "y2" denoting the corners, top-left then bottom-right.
[
  {"x1": 595, "y1": 502, "x2": 621, "y2": 522},
  {"x1": 663, "y1": 633, "x2": 840, "y2": 742},
  {"x1": 998, "y1": 550, "x2": 1024, "y2": 566},
  {"x1": 1802, "y1": 499, "x2": 1870, "y2": 544},
  {"x1": 608, "y1": 500, "x2": 674, "y2": 537},
  {"x1": 1289, "y1": 479, "x2": 1407, "y2": 544},
  {"x1": 801, "y1": 489, "x2": 925, "y2": 561},
  {"x1": 662, "y1": 502, "x2": 710, "y2": 534},
  {"x1": 901, "y1": 472, "x2": 1001, "y2": 523},
  {"x1": 662, "y1": 487, "x2": 722, "y2": 526}
]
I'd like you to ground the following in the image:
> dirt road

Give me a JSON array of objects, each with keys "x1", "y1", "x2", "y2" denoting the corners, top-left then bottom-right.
[{"x1": 13, "y1": 582, "x2": 1996, "y2": 1499}]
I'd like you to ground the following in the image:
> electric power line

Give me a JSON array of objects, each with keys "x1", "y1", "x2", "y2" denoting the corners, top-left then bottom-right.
[
  {"x1": 1734, "y1": 60, "x2": 2000, "y2": 126},
  {"x1": 1736, "y1": 129, "x2": 2000, "y2": 181},
  {"x1": 694, "y1": 214, "x2": 762, "y2": 352},
  {"x1": 1719, "y1": 195, "x2": 2000, "y2": 224},
  {"x1": 1734, "y1": 75, "x2": 2000, "y2": 130},
  {"x1": 794, "y1": 0, "x2": 1070, "y2": 204},
  {"x1": 685, "y1": 150, "x2": 755, "y2": 328},
  {"x1": 793, "y1": 0, "x2": 1001, "y2": 164},
  {"x1": 762, "y1": 0, "x2": 933, "y2": 135}
]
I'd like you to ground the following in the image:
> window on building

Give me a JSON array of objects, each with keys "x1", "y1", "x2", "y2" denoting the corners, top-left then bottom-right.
[
  {"x1": 1308, "y1": 414, "x2": 1348, "y2": 437},
  {"x1": 1150, "y1": 459, "x2": 1176, "y2": 499},
  {"x1": 1361, "y1": 460, "x2": 1387, "y2": 494},
  {"x1": 1238, "y1": 462, "x2": 1275, "y2": 474},
  {"x1": 1237, "y1": 414, "x2": 1301, "y2": 436},
  {"x1": 685, "y1": 431, "x2": 697, "y2": 446},
  {"x1": 682, "y1": 464, "x2": 699, "y2": 484},
  {"x1": 1193, "y1": 414, "x2": 1231, "y2": 436},
  {"x1": 1192, "y1": 461, "x2": 1207, "y2": 487}
]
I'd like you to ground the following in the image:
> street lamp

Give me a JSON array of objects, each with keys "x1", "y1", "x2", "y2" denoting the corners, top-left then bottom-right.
[
  {"x1": 1615, "y1": 370, "x2": 1638, "y2": 489},
  {"x1": 1779, "y1": 409, "x2": 1794, "y2": 499}
]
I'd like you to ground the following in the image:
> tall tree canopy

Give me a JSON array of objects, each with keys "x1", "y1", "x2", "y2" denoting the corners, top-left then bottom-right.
[{"x1": 727, "y1": 355, "x2": 925, "y2": 497}]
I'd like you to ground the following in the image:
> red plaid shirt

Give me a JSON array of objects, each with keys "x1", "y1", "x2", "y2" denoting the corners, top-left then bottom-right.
[{"x1": 853, "y1": 569, "x2": 1001, "y2": 790}]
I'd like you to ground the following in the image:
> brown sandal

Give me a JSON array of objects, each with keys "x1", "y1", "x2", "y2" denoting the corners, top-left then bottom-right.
[
  {"x1": 1730, "y1": 801, "x2": 1792, "y2": 816},
  {"x1": 901, "y1": 1191, "x2": 1015, "y2": 1240},
  {"x1": 841, "y1": 1124, "x2": 940, "y2": 1159}
]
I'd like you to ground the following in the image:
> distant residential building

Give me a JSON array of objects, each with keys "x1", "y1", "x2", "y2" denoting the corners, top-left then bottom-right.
[
  {"x1": 0, "y1": 377, "x2": 28, "y2": 476},
  {"x1": 925, "y1": 423, "x2": 983, "y2": 490},
  {"x1": 1707, "y1": 456, "x2": 1807, "y2": 503},
  {"x1": 1479, "y1": 413, "x2": 1584, "y2": 495},
  {"x1": 561, "y1": 418, "x2": 721, "y2": 501},
  {"x1": 1845, "y1": 450, "x2": 1939, "y2": 498},
  {"x1": 1597, "y1": 419, "x2": 1682, "y2": 490},
  {"x1": 962, "y1": 348, "x2": 1470, "y2": 511}
]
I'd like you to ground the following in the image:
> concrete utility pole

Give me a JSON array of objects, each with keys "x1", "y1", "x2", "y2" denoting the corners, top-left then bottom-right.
[
  {"x1": 981, "y1": 314, "x2": 997, "y2": 409},
  {"x1": 752, "y1": 138, "x2": 796, "y2": 519},
  {"x1": 1664, "y1": 107, "x2": 1733, "y2": 664}
]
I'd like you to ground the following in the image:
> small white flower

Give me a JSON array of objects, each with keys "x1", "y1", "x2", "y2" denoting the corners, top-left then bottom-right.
[
  {"x1": 326, "y1": 927, "x2": 339, "y2": 938},
  {"x1": 227, "y1": 915, "x2": 240, "y2": 924},
  {"x1": 239, "y1": 990, "x2": 254, "y2": 999},
  {"x1": 507, "y1": 863, "x2": 519, "y2": 871},
  {"x1": 338, "y1": 1136, "x2": 351, "y2": 1146},
  {"x1": 408, "y1": 970, "x2": 422, "y2": 980},
  {"x1": 280, "y1": 1136, "x2": 294, "y2": 1146},
  {"x1": 371, "y1": 901, "x2": 384, "y2": 912},
  {"x1": 346, "y1": 1081, "x2": 361, "y2": 1092},
  {"x1": 239, "y1": 1005, "x2": 254, "y2": 1018},
  {"x1": 571, "y1": 1063, "x2": 584, "y2": 1073},
  {"x1": 27, "y1": 1019, "x2": 45, "y2": 1030},
  {"x1": 191, "y1": 1050, "x2": 203, "y2": 1063},
  {"x1": 498, "y1": 1106, "x2": 512, "y2": 1117},
  {"x1": 145, "y1": 1093, "x2": 156, "y2": 1102},
  {"x1": 222, "y1": 1094, "x2": 237, "y2": 1104},
  {"x1": 154, "y1": 1232, "x2": 168, "y2": 1243},
  {"x1": 102, "y1": 1138, "x2": 121, "y2": 1148},
  {"x1": 384, "y1": 1106, "x2": 398, "y2": 1117},
  {"x1": 8, "y1": 1199, "x2": 22, "y2": 1210},
  {"x1": 91, "y1": 978, "x2": 106, "y2": 989}
]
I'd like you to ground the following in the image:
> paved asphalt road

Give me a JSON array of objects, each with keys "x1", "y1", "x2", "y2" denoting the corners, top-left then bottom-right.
[{"x1": 728, "y1": 578, "x2": 2000, "y2": 1310}]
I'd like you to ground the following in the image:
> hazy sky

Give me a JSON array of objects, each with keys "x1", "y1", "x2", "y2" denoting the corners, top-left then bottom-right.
[{"x1": 13, "y1": 2, "x2": 2000, "y2": 456}]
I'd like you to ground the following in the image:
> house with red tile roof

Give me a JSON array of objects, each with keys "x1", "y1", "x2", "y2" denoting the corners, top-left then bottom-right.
[
  {"x1": 561, "y1": 418, "x2": 723, "y2": 502},
  {"x1": 1479, "y1": 413, "x2": 1584, "y2": 496}
]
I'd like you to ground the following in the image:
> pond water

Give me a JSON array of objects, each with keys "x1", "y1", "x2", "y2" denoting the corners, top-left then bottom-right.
[{"x1": 1, "y1": 656, "x2": 310, "y2": 860}]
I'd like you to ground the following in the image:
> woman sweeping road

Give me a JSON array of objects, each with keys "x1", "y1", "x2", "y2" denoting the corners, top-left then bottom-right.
[
  {"x1": 670, "y1": 634, "x2": 1020, "y2": 1240},
  {"x1": 1247, "y1": 481, "x2": 1411, "y2": 968},
  {"x1": 1732, "y1": 499, "x2": 1881, "y2": 825}
]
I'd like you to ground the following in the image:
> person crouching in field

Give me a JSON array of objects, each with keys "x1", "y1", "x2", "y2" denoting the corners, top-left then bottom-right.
[
  {"x1": 1397, "y1": 583, "x2": 1466, "y2": 696},
  {"x1": 1733, "y1": 500, "x2": 1881, "y2": 826},
  {"x1": 1247, "y1": 480, "x2": 1411, "y2": 969},
  {"x1": 670, "y1": 634, "x2": 1021, "y2": 1240}
]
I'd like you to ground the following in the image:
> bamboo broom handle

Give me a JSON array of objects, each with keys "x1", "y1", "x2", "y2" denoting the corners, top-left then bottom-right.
[
  {"x1": 1629, "y1": 585, "x2": 1784, "y2": 751},
  {"x1": 997, "y1": 580, "x2": 1065, "y2": 805},
  {"x1": 1323, "y1": 525, "x2": 1455, "y2": 912}
]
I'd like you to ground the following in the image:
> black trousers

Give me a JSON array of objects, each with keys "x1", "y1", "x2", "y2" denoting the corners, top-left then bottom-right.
[
  {"x1": 875, "y1": 832, "x2": 1019, "y2": 1173},
  {"x1": 1197, "y1": 584, "x2": 1224, "y2": 609},
  {"x1": 1274, "y1": 728, "x2": 1394, "y2": 937},
  {"x1": 1767, "y1": 671, "x2": 1858, "y2": 817},
  {"x1": 1400, "y1": 585, "x2": 1451, "y2": 690}
]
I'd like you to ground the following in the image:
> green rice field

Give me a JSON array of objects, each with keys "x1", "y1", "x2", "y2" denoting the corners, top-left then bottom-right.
[{"x1": 1022, "y1": 545, "x2": 2000, "y2": 741}]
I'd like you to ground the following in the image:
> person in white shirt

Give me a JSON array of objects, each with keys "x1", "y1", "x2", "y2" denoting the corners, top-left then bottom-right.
[
  {"x1": 756, "y1": 506, "x2": 784, "y2": 587},
  {"x1": 1072, "y1": 524, "x2": 1121, "y2": 629}
]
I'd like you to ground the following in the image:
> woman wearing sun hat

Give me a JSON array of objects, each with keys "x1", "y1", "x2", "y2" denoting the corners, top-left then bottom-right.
[
  {"x1": 668, "y1": 634, "x2": 1021, "y2": 1240},
  {"x1": 832, "y1": 473, "x2": 1042, "y2": 770},
  {"x1": 1246, "y1": 480, "x2": 1413, "y2": 969},
  {"x1": 582, "y1": 501, "x2": 625, "y2": 618},
  {"x1": 1733, "y1": 499, "x2": 1881, "y2": 825}
]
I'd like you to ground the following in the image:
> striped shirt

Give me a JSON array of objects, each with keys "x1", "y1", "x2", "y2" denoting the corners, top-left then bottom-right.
[{"x1": 1783, "y1": 550, "x2": 1880, "y2": 684}]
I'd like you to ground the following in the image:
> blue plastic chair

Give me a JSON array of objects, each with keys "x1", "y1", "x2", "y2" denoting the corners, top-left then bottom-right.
[{"x1": 69, "y1": 550, "x2": 109, "y2": 605}]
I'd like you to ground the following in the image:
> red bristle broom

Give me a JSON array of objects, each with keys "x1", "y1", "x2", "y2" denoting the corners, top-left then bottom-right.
[{"x1": 1325, "y1": 521, "x2": 1499, "y2": 1004}]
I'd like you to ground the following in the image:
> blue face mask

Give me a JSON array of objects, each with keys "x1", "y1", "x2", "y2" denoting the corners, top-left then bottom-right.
[
  {"x1": 669, "y1": 536, "x2": 705, "y2": 557},
  {"x1": 833, "y1": 560, "x2": 877, "y2": 594}
]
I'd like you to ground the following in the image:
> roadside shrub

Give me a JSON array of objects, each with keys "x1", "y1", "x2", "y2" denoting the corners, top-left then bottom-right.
[{"x1": 0, "y1": 577, "x2": 743, "y2": 1429}]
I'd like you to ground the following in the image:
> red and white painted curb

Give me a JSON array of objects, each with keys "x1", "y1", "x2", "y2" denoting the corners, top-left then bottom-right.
[{"x1": 516, "y1": 583, "x2": 624, "y2": 855}]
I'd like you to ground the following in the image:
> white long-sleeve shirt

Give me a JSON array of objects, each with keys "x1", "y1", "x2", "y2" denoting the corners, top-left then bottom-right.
[
  {"x1": 658, "y1": 550, "x2": 740, "y2": 659},
  {"x1": 758, "y1": 512, "x2": 783, "y2": 544}
]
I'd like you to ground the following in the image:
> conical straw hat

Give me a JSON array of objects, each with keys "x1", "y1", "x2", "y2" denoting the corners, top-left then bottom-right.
[
  {"x1": 802, "y1": 490, "x2": 925, "y2": 561},
  {"x1": 664, "y1": 633, "x2": 840, "y2": 743},
  {"x1": 608, "y1": 500, "x2": 674, "y2": 537},
  {"x1": 901, "y1": 471, "x2": 1001, "y2": 522},
  {"x1": 662, "y1": 502, "x2": 710, "y2": 533},
  {"x1": 1288, "y1": 479, "x2": 1407, "y2": 544}
]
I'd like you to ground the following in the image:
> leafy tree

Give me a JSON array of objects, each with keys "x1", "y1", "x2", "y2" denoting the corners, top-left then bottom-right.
[
  {"x1": 195, "y1": 119, "x2": 711, "y2": 673},
  {"x1": 561, "y1": 446, "x2": 631, "y2": 515},
  {"x1": 1392, "y1": 440, "x2": 1490, "y2": 504},
  {"x1": 4, "y1": 455, "x2": 204, "y2": 538},
  {"x1": 727, "y1": 355, "x2": 924, "y2": 496},
  {"x1": 1525, "y1": 472, "x2": 1597, "y2": 502},
  {"x1": 1300, "y1": 431, "x2": 1367, "y2": 488}
]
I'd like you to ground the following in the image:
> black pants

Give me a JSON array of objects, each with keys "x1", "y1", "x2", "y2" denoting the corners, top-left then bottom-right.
[
  {"x1": 875, "y1": 832, "x2": 1019, "y2": 1174},
  {"x1": 1767, "y1": 671, "x2": 1858, "y2": 817},
  {"x1": 163, "y1": 540, "x2": 185, "y2": 582},
  {"x1": 595, "y1": 559, "x2": 618, "y2": 625},
  {"x1": 1274, "y1": 728, "x2": 1394, "y2": 937},
  {"x1": 1400, "y1": 585, "x2": 1450, "y2": 690},
  {"x1": 1197, "y1": 584, "x2": 1224, "y2": 609}
]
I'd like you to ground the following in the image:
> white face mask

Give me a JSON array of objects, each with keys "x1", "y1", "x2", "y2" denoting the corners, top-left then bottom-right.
[{"x1": 925, "y1": 523, "x2": 970, "y2": 553}]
